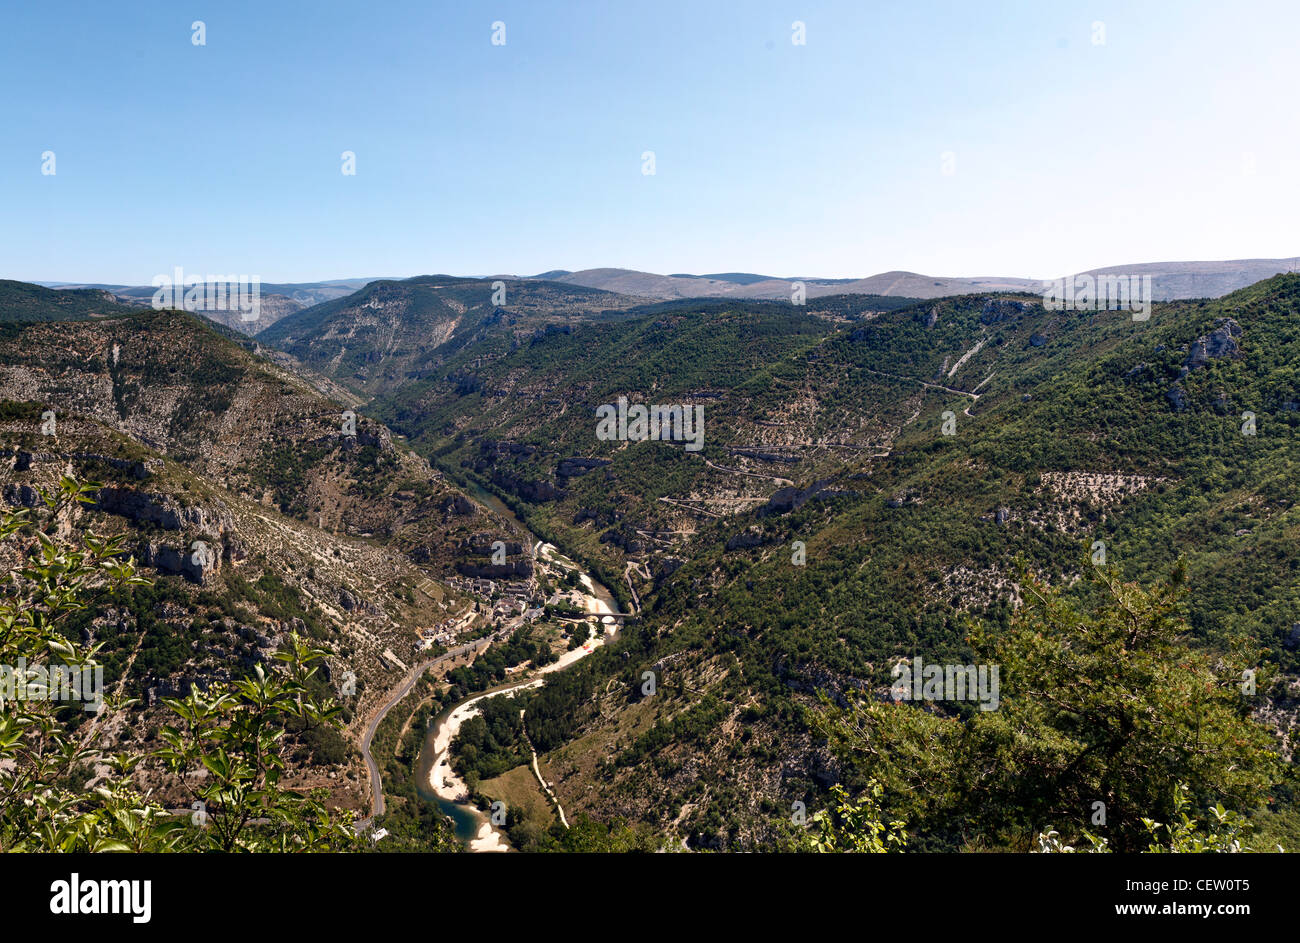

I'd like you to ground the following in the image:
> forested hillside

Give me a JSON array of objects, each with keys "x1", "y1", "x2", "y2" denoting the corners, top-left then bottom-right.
[
  {"x1": 334, "y1": 276, "x2": 1300, "y2": 849},
  {"x1": 257, "y1": 275, "x2": 647, "y2": 397}
]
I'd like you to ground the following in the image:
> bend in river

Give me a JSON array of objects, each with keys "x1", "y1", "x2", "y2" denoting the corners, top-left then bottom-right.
[{"x1": 414, "y1": 484, "x2": 621, "y2": 851}]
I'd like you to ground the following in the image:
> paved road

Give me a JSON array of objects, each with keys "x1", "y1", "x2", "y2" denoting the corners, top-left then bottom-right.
[{"x1": 356, "y1": 623, "x2": 516, "y2": 831}]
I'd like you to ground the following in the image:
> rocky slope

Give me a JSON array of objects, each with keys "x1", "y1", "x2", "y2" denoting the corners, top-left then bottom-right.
[
  {"x1": 0, "y1": 297, "x2": 528, "y2": 810},
  {"x1": 256, "y1": 275, "x2": 647, "y2": 398},
  {"x1": 526, "y1": 258, "x2": 1300, "y2": 302}
]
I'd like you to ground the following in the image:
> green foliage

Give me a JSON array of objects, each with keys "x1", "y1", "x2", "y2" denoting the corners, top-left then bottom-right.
[
  {"x1": 0, "y1": 280, "x2": 136, "y2": 323},
  {"x1": 614, "y1": 696, "x2": 729, "y2": 767},
  {"x1": 1139, "y1": 783, "x2": 1261, "y2": 853},
  {"x1": 806, "y1": 782, "x2": 908, "y2": 853},
  {"x1": 0, "y1": 479, "x2": 357, "y2": 852},
  {"x1": 373, "y1": 278, "x2": 1300, "y2": 848},
  {"x1": 243, "y1": 442, "x2": 329, "y2": 519},
  {"x1": 443, "y1": 627, "x2": 554, "y2": 697},
  {"x1": 260, "y1": 276, "x2": 1300, "y2": 849},
  {"x1": 154, "y1": 631, "x2": 357, "y2": 851},
  {"x1": 362, "y1": 671, "x2": 459, "y2": 853},
  {"x1": 1038, "y1": 782, "x2": 1275, "y2": 853},
  {"x1": 813, "y1": 566, "x2": 1283, "y2": 851},
  {"x1": 450, "y1": 695, "x2": 529, "y2": 783},
  {"x1": 532, "y1": 812, "x2": 662, "y2": 852}
]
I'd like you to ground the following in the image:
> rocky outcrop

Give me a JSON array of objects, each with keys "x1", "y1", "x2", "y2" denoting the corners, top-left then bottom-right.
[
  {"x1": 1184, "y1": 318, "x2": 1242, "y2": 371},
  {"x1": 138, "y1": 539, "x2": 220, "y2": 584},
  {"x1": 517, "y1": 478, "x2": 559, "y2": 499},
  {"x1": 764, "y1": 487, "x2": 805, "y2": 514},
  {"x1": 143, "y1": 671, "x2": 237, "y2": 707},
  {"x1": 556, "y1": 457, "x2": 611, "y2": 478},
  {"x1": 474, "y1": 441, "x2": 564, "y2": 502},
  {"x1": 449, "y1": 372, "x2": 484, "y2": 395},
  {"x1": 573, "y1": 506, "x2": 617, "y2": 527},
  {"x1": 76, "y1": 486, "x2": 240, "y2": 584},
  {"x1": 456, "y1": 560, "x2": 532, "y2": 578},
  {"x1": 655, "y1": 556, "x2": 685, "y2": 583},
  {"x1": 729, "y1": 449, "x2": 802, "y2": 464},
  {"x1": 761, "y1": 478, "x2": 854, "y2": 515},
  {"x1": 93, "y1": 487, "x2": 233, "y2": 534},
  {"x1": 457, "y1": 532, "x2": 533, "y2": 577},
  {"x1": 4, "y1": 449, "x2": 160, "y2": 479},
  {"x1": 726, "y1": 526, "x2": 771, "y2": 551},
  {"x1": 338, "y1": 588, "x2": 385, "y2": 615},
  {"x1": 499, "y1": 473, "x2": 560, "y2": 503},
  {"x1": 442, "y1": 494, "x2": 477, "y2": 516},
  {"x1": 530, "y1": 323, "x2": 573, "y2": 345},
  {"x1": 599, "y1": 526, "x2": 644, "y2": 554},
  {"x1": 463, "y1": 534, "x2": 525, "y2": 556},
  {"x1": 338, "y1": 424, "x2": 392, "y2": 452},
  {"x1": 979, "y1": 298, "x2": 1034, "y2": 325},
  {"x1": 3, "y1": 483, "x2": 41, "y2": 508}
]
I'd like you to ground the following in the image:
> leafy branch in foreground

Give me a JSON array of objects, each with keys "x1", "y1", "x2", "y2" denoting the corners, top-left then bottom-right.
[
  {"x1": 0, "y1": 477, "x2": 356, "y2": 851},
  {"x1": 805, "y1": 781, "x2": 907, "y2": 853},
  {"x1": 1037, "y1": 782, "x2": 1280, "y2": 853},
  {"x1": 155, "y1": 633, "x2": 355, "y2": 851}
]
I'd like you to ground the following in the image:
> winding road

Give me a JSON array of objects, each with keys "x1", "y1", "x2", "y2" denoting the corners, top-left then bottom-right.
[{"x1": 355, "y1": 619, "x2": 513, "y2": 831}]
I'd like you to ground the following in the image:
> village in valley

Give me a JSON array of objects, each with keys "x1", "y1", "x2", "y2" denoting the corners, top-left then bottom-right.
[{"x1": 407, "y1": 529, "x2": 612, "y2": 662}]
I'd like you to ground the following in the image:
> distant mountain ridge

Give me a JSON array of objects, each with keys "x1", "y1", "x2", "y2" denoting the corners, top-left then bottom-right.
[
  {"x1": 0, "y1": 279, "x2": 138, "y2": 322},
  {"x1": 36, "y1": 259, "x2": 1300, "y2": 329},
  {"x1": 33, "y1": 279, "x2": 391, "y2": 335},
  {"x1": 515, "y1": 258, "x2": 1300, "y2": 301},
  {"x1": 255, "y1": 275, "x2": 646, "y2": 397}
]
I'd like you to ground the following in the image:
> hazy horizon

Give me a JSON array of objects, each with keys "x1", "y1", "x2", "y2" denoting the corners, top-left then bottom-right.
[{"x1": 26, "y1": 253, "x2": 1300, "y2": 292}]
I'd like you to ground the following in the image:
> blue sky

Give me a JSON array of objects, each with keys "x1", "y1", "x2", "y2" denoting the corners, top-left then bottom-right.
[{"x1": 3, "y1": 0, "x2": 1297, "y2": 284}]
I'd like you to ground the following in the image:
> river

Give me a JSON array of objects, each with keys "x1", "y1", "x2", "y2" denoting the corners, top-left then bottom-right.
[{"x1": 413, "y1": 480, "x2": 620, "y2": 851}]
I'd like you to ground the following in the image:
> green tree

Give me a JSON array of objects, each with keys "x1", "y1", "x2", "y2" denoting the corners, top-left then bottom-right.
[{"x1": 814, "y1": 563, "x2": 1282, "y2": 851}]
